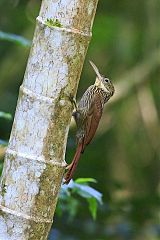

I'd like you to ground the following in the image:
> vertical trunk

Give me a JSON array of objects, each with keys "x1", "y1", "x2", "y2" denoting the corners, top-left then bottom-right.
[{"x1": 0, "y1": 0, "x2": 99, "y2": 239}]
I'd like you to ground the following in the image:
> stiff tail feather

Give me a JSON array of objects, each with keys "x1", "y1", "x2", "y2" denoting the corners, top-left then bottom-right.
[{"x1": 64, "y1": 142, "x2": 83, "y2": 184}]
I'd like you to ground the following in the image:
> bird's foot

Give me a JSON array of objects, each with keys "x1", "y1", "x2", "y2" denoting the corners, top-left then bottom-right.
[
  {"x1": 65, "y1": 162, "x2": 72, "y2": 170},
  {"x1": 63, "y1": 163, "x2": 73, "y2": 184},
  {"x1": 67, "y1": 94, "x2": 78, "y2": 111}
]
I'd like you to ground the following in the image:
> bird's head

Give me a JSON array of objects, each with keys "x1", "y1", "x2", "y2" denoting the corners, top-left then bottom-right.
[{"x1": 89, "y1": 60, "x2": 115, "y2": 97}]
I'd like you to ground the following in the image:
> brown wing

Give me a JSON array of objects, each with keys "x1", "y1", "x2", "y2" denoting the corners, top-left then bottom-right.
[{"x1": 84, "y1": 93, "x2": 103, "y2": 147}]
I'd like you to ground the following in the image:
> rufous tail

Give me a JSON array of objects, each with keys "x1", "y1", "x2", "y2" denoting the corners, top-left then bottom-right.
[{"x1": 64, "y1": 143, "x2": 83, "y2": 184}]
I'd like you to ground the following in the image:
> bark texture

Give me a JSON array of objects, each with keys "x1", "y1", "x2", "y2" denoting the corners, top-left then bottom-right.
[{"x1": 0, "y1": 0, "x2": 98, "y2": 239}]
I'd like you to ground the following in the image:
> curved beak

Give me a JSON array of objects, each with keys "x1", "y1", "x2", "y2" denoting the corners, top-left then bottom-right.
[{"x1": 89, "y1": 61, "x2": 102, "y2": 80}]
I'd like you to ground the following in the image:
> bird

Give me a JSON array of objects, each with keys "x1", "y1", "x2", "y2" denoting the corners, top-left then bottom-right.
[{"x1": 64, "y1": 61, "x2": 115, "y2": 184}]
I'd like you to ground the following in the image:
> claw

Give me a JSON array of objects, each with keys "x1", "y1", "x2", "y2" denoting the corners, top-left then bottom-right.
[
  {"x1": 65, "y1": 163, "x2": 72, "y2": 170},
  {"x1": 68, "y1": 94, "x2": 78, "y2": 111}
]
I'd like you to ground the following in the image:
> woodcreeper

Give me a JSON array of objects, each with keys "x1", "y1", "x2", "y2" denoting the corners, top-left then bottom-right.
[{"x1": 64, "y1": 61, "x2": 115, "y2": 184}]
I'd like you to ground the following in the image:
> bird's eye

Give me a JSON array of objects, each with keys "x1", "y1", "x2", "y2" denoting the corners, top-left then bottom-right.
[{"x1": 105, "y1": 78, "x2": 109, "y2": 83}]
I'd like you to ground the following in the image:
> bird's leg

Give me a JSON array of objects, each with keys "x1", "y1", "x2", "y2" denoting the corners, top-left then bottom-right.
[{"x1": 68, "y1": 94, "x2": 78, "y2": 111}]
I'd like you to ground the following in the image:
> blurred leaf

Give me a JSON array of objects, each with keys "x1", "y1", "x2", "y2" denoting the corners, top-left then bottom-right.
[
  {"x1": 57, "y1": 179, "x2": 103, "y2": 220},
  {"x1": 0, "y1": 111, "x2": 12, "y2": 120},
  {"x1": 87, "y1": 197, "x2": 98, "y2": 220},
  {"x1": 0, "y1": 139, "x2": 8, "y2": 146},
  {"x1": 73, "y1": 182, "x2": 103, "y2": 205},
  {"x1": 0, "y1": 31, "x2": 31, "y2": 47},
  {"x1": 75, "y1": 178, "x2": 97, "y2": 184},
  {"x1": 62, "y1": 179, "x2": 102, "y2": 204},
  {"x1": 66, "y1": 197, "x2": 79, "y2": 219},
  {"x1": 0, "y1": 162, "x2": 3, "y2": 176}
]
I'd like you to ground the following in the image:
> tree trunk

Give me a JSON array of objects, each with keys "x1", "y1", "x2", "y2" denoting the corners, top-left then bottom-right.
[{"x1": 0, "y1": 0, "x2": 99, "y2": 239}]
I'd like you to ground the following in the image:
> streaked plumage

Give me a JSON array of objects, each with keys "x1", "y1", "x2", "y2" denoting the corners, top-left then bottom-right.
[{"x1": 64, "y1": 61, "x2": 115, "y2": 184}]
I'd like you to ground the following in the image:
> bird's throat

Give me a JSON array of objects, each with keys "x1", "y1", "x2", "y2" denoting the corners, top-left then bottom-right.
[{"x1": 95, "y1": 77, "x2": 109, "y2": 93}]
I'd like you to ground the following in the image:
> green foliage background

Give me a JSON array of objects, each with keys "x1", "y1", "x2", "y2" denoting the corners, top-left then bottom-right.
[{"x1": 0, "y1": 0, "x2": 160, "y2": 239}]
